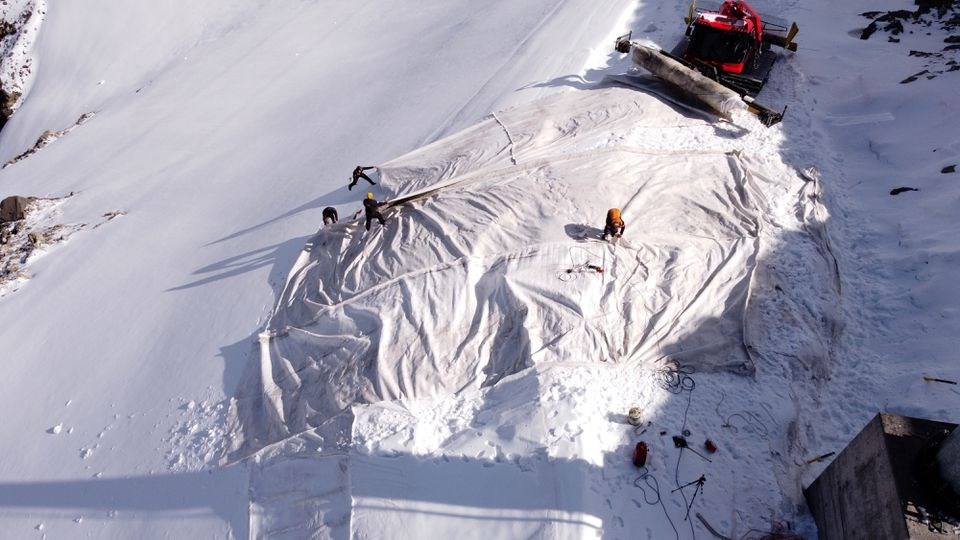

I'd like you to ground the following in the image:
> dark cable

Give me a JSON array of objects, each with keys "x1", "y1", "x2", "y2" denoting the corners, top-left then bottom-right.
[{"x1": 634, "y1": 466, "x2": 680, "y2": 540}]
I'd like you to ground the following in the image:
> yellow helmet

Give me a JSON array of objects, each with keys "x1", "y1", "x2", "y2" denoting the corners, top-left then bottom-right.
[{"x1": 367, "y1": 192, "x2": 374, "y2": 199}]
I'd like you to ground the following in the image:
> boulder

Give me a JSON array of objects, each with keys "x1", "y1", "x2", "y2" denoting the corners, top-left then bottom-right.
[{"x1": 0, "y1": 195, "x2": 30, "y2": 223}]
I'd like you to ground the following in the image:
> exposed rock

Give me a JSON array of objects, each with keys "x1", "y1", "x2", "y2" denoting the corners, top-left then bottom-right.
[
  {"x1": 900, "y1": 69, "x2": 931, "y2": 83},
  {"x1": 861, "y1": 0, "x2": 960, "y2": 81},
  {"x1": 3, "y1": 112, "x2": 96, "y2": 168},
  {"x1": 917, "y1": 0, "x2": 959, "y2": 18},
  {"x1": 0, "y1": 88, "x2": 19, "y2": 131},
  {"x1": 0, "y1": 195, "x2": 33, "y2": 223},
  {"x1": 0, "y1": 1, "x2": 47, "y2": 130}
]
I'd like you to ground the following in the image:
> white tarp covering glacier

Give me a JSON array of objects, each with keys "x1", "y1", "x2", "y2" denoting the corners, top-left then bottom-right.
[{"x1": 227, "y1": 84, "x2": 836, "y2": 460}]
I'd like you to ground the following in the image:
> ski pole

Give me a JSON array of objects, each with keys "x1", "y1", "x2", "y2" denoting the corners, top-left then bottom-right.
[{"x1": 805, "y1": 451, "x2": 835, "y2": 464}]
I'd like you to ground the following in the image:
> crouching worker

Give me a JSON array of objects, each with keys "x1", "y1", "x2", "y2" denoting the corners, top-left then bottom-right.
[
  {"x1": 322, "y1": 206, "x2": 339, "y2": 226},
  {"x1": 363, "y1": 192, "x2": 385, "y2": 231},
  {"x1": 603, "y1": 208, "x2": 625, "y2": 241}
]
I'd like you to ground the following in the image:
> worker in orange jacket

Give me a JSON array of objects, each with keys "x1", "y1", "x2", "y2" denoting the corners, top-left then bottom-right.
[{"x1": 603, "y1": 208, "x2": 625, "y2": 241}]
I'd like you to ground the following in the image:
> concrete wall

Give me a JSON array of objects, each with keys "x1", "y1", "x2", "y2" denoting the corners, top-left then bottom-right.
[
  {"x1": 938, "y1": 428, "x2": 960, "y2": 496},
  {"x1": 805, "y1": 414, "x2": 906, "y2": 540}
]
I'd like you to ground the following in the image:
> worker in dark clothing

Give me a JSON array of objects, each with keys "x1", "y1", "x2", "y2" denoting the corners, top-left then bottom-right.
[
  {"x1": 322, "y1": 207, "x2": 338, "y2": 226},
  {"x1": 603, "y1": 208, "x2": 625, "y2": 241},
  {"x1": 348, "y1": 165, "x2": 378, "y2": 190},
  {"x1": 362, "y1": 192, "x2": 385, "y2": 231}
]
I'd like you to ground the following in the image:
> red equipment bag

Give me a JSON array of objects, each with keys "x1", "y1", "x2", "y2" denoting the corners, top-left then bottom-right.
[{"x1": 632, "y1": 441, "x2": 648, "y2": 467}]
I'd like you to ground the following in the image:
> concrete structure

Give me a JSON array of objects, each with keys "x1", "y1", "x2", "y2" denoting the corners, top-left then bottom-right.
[
  {"x1": 938, "y1": 428, "x2": 960, "y2": 496},
  {"x1": 804, "y1": 413, "x2": 959, "y2": 539}
]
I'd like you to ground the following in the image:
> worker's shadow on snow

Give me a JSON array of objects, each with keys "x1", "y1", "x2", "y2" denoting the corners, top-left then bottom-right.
[
  {"x1": 564, "y1": 223, "x2": 604, "y2": 242},
  {"x1": 167, "y1": 233, "x2": 311, "y2": 394},
  {"x1": 167, "y1": 235, "x2": 310, "y2": 293},
  {"x1": 206, "y1": 182, "x2": 366, "y2": 247},
  {"x1": 0, "y1": 466, "x2": 249, "y2": 537}
]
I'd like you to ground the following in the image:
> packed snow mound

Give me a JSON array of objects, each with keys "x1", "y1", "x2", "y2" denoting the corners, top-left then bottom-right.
[{"x1": 227, "y1": 85, "x2": 838, "y2": 457}]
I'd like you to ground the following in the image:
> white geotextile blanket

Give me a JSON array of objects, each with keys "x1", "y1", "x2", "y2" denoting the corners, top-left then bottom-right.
[{"x1": 230, "y1": 85, "x2": 775, "y2": 454}]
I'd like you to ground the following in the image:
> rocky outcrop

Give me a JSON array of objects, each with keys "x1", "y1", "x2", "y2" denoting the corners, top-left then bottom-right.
[
  {"x1": 0, "y1": 0, "x2": 46, "y2": 130},
  {"x1": 3, "y1": 112, "x2": 95, "y2": 168},
  {"x1": 860, "y1": 1, "x2": 960, "y2": 83}
]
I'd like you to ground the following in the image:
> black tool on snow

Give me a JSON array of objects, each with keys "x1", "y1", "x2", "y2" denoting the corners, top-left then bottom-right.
[{"x1": 673, "y1": 435, "x2": 712, "y2": 462}]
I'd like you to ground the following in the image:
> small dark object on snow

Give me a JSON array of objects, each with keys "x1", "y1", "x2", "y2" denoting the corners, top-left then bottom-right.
[
  {"x1": 805, "y1": 451, "x2": 836, "y2": 464},
  {"x1": 633, "y1": 441, "x2": 648, "y2": 467},
  {"x1": 564, "y1": 264, "x2": 603, "y2": 275},
  {"x1": 942, "y1": 164, "x2": 956, "y2": 173},
  {"x1": 704, "y1": 439, "x2": 718, "y2": 453},
  {"x1": 674, "y1": 435, "x2": 713, "y2": 462},
  {"x1": 923, "y1": 375, "x2": 958, "y2": 385},
  {"x1": 890, "y1": 186, "x2": 919, "y2": 195},
  {"x1": 660, "y1": 430, "x2": 667, "y2": 436},
  {"x1": 0, "y1": 195, "x2": 30, "y2": 223}
]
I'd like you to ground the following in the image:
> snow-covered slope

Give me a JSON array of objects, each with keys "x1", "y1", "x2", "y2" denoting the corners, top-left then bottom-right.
[
  {"x1": 0, "y1": 0, "x2": 958, "y2": 538},
  {"x1": 0, "y1": 0, "x2": 639, "y2": 537}
]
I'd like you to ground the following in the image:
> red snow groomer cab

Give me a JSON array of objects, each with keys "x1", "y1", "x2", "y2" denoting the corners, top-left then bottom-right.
[
  {"x1": 673, "y1": 0, "x2": 798, "y2": 95},
  {"x1": 613, "y1": 0, "x2": 798, "y2": 125}
]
